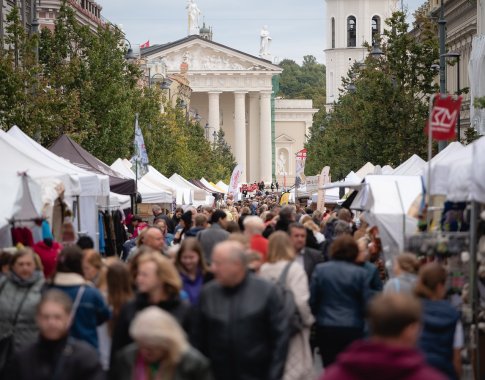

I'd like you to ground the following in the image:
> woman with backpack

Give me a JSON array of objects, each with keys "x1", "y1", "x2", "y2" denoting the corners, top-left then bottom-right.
[{"x1": 259, "y1": 231, "x2": 314, "y2": 380}]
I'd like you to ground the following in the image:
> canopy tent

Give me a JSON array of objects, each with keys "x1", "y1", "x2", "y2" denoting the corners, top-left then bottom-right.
[
  {"x1": 98, "y1": 192, "x2": 132, "y2": 211},
  {"x1": 8, "y1": 126, "x2": 110, "y2": 197},
  {"x1": 355, "y1": 162, "x2": 375, "y2": 179},
  {"x1": 113, "y1": 159, "x2": 185, "y2": 204},
  {"x1": 392, "y1": 154, "x2": 426, "y2": 176},
  {"x1": 441, "y1": 136, "x2": 485, "y2": 203},
  {"x1": 8, "y1": 127, "x2": 112, "y2": 245},
  {"x1": 49, "y1": 135, "x2": 135, "y2": 195},
  {"x1": 169, "y1": 174, "x2": 214, "y2": 206},
  {"x1": 209, "y1": 181, "x2": 227, "y2": 194},
  {"x1": 216, "y1": 181, "x2": 229, "y2": 193},
  {"x1": 350, "y1": 175, "x2": 423, "y2": 264},
  {"x1": 0, "y1": 130, "x2": 79, "y2": 197},
  {"x1": 0, "y1": 174, "x2": 44, "y2": 248},
  {"x1": 190, "y1": 179, "x2": 215, "y2": 193},
  {"x1": 323, "y1": 171, "x2": 362, "y2": 190},
  {"x1": 200, "y1": 178, "x2": 224, "y2": 194},
  {"x1": 110, "y1": 159, "x2": 172, "y2": 204},
  {"x1": 309, "y1": 187, "x2": 341, "y2": 204},
  {"x1": 422, "y1": 141, "x2": 465, "y2": 196}
]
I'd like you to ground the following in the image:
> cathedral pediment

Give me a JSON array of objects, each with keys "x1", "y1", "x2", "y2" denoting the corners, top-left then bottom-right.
[
  {"x1": 275, "y1": 134, "x2": 295, "y2": 143},
  {"x1": 141, "y1": 35, "x2": 282, "y2": 73}
]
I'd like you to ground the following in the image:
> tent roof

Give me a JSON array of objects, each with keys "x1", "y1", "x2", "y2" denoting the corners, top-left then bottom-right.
[
  {"x1": 110, "y1": 159, "x2": 172, "y2": 204},
  {"x1": 8, "y1": 126, "x2": 110, "y2": 197},
  {"x1": 392, "y1": 154, "x2": 426, "y2": 176},
  {"x1": 49, "y1": 135, "x2": 135, "y2": 195},
  {"x1": 355, "y1": 162, "x2": 375, "y2": 179},
  {"x1": 200, "y1": 178, "x2": 223, "y2": 194},
  {"x1": 0, "y1": 130, "x2": 77, "y2": 196},
  {"x1": 190, "y1": 179, "x2": 215, "y2": 193},
  {"x1": 216, "y1": 181, "x2": 229, "y2": 192}
]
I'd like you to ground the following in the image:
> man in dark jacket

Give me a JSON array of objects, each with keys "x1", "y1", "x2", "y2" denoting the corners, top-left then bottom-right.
[
  {"x1": 152, "y1": 205, "x2": 175, "y2": 234},
  {"x1": 322, "y1": 293, "x2": 446, "y2": 380},
  {"x1": 195, "y1": 241, "x2": 290, "y2": 380},
  {"x1": 197, "y1": 210, "x2": 229, "y2": 263},
  {"x1": 289, "y1": 223, "x2": 325, "y2": 281}
]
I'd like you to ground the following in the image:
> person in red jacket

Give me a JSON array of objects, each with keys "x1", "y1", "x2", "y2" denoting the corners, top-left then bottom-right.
[
  {"x1": 33, "y1": 238, "x2": 63, "y2": 279},
  {"x1": 243, "y1": 216, "x2": 268, "y2": 261},
  {"x1": 321, "y1": 293, "x2": 446, "y2": 380}
]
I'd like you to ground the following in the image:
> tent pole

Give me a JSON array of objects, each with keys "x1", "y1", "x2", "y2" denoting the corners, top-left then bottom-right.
[
  {"x1": 470, "y1": 200, "x2": 480, "y2": 378},
  {"x1": 426, "y1": 94, "x2": 436, "y2": 231},
  {"x1": 395, "y1": 181, "x2": 406, "y2": 247},
  {"x1": 76, "y1": 195, "x2": 81, "y2": 233}
]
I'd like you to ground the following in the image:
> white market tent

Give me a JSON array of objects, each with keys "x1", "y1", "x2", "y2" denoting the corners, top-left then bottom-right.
[
  {"x1": 143, "y1": 165, "x2": 188, "y2": 204},
  {"x1": 355, "y1": 162, "x2": 375, "y2": 179},
  {"x1": 309, "y1": 187, "x2": 341, "y2": 204},
  {"x1": 422, "y1": 141, "x2": 465, "y2": 196},
  {"x1": 0, "y1": 174, "x2": 44, "y2": 248},
  {"x1": 110, "y1": 159, "x2": 172, "y2": 204},
  {"x1": 442, "y1": 136, "x2": 485, "y2": 203},
  {"x1": 350, "y1": 175, "x2": 423, "y2": 263},
  {"x1": 200, "y1": 178, "x2": 223, "y2": 193},
  {"x1": 216, "y1": 181, "x2": 229, "y2": 193},
  {"x1": 7, "y1": 126, "x2": 111, "y2": 243},
  {"x1": 392, "y1": 154, "x2": 426, "y2": 176},
  {"x1": 169, "y1": 173, "x2": 214, "y2": 206},
  {"x1": 0, "y1": 130, "x2": 80, "y2": 197}
]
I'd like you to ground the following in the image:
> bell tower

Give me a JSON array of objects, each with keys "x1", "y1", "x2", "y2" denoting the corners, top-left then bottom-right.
[{"x1": 325, "y1": 0, "x2": 398, "y2": 107}]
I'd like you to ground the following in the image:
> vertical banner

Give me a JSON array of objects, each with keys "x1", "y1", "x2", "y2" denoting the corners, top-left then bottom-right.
[
  {"x1": 295, "y1": 148, "x2": 308, "y2": 188},
  {"x1": 229, "y1": 164, "x2": 244, "y2": 198},
  {"x1": 131, "y1": 113, "x2": 149, "y2": 180},
  {"x1": 317, "y1": 166, "x2": 331, "y2": 212}
]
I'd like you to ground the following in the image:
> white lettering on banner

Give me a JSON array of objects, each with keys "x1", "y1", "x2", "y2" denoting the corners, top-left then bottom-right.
[{"x1": 431, "y1": 107, "x2": 458, "y2": 132}]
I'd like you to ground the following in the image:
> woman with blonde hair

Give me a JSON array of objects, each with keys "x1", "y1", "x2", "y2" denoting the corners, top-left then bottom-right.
[
  {"x1": 82, "y1": 249, "x2": 104, "y2": 288},
  {"x1": 383, "y1": 253, "x2": 420, "y2": 294},
  {"x1": 110, "y1": 307, "x2": 212, "y2": 380},
  {"x1": 111, "y1": 251, "x2": 191, "y2": 362},
  {"x1": 259, "y1": 231, "x2": 315, "y2": 380}
]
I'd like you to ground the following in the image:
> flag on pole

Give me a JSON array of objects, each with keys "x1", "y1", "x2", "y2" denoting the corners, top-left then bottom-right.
[
  {"x1": 228, "y1": 164, "x2": 243, "y2": 198},
  {"x1": 424, "y1": 94, "x2": 462, "y2": 141},
  {"x1": 131, "y1": 113, "x2": 149, "y2": 180},
  {"x1": 140, "y1": 40, "x2": 150, "y2": 48},
  {"x1": 295, "y1": 148, "x2": 307, "y2": 187}
]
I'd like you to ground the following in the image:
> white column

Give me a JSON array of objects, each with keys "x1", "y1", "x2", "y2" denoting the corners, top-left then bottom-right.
[
  {"x1": 248, "y1": 92, "x2": 260, "y2": 182},
  {"x1": 234, "y1": 91, "x2": 247, "y2": 183},
  {"x1": 208, "y1": 91, "x2": 221, "y2": 134},
  {"x1": 259, "y1": 91, "x2": 273, "y2": 183}
]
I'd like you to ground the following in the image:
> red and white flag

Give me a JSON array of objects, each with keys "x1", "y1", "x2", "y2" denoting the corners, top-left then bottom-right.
[
  {"x1": 140, "y1": 40, "x2": 150, "y2": 48},
  {"x1": 425, "y1": 94, "x2": 462, "y2": 141}
]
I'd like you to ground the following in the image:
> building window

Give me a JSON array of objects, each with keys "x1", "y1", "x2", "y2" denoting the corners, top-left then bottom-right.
[
  {"x1": 372, "y1": 16, "x2": 380, "y2": 44},
  {"x1": 331, "y1": 17, "x2": 335, "y2": 48},
  {"x1": 347, "y1": 16, "x2": 356, "y2": 47}
]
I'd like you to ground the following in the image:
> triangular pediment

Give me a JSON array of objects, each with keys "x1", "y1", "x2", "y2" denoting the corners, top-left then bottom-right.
[
  {"x1": 141, "y1": 35, "x2": 282, "y2": 73},
  {"x1": 275, "y1": 134, "x2": 295, "y2": 143}
]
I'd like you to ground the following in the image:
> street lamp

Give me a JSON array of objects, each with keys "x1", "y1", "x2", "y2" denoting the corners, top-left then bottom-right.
[
  {"x1": 370, "y1": 42, "x2": 385, "y2": 59},
  {"x1": 442, "y1": 51, "x2": 461, "y2": 140},
  {"x1": 123, "y1": 39, "x2": 136, "y2": 61}
]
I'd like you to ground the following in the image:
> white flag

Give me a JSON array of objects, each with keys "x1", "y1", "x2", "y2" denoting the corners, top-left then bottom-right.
[
  {"x1": 131, "y1": 113, "x2": 149, "y2": 180},
  {"x1": 228, "y1": 164, "x2": 243, "y2": 198}
]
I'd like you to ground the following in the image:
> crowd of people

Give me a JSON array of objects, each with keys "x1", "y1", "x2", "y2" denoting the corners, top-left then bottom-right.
[{"x1": 0, "y1": 200, "x2": 464, "y2": 380}]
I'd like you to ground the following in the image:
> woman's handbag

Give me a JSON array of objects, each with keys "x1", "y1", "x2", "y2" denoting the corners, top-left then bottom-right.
[{"x1": 0, "y1": 283, "x2": 31, "y2": 370}]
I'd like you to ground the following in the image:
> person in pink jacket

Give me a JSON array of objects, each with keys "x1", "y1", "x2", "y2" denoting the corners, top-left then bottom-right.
[{"x1": 321, "y1": 293, "x2": 446, "y2": 380}]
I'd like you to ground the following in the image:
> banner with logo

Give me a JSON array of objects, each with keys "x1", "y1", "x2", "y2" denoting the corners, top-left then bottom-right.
[
  {"x1": 131, "y1": 113, "x2": 149, "y2": 180},
  {"x1": 305, "y1": 175, "x2": 319, "y2": 192},
  {"x1": 425, "y1": 94, "x2": 462, "y2": 141},
  {"x1": 229, "y1": 164, "x2": 243, "y2": 197},
  {"x1": 317, "y1": 166, "x2": 331, "y2": 212}
]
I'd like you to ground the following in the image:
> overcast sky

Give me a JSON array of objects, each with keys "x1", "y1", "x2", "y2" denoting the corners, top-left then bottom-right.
[{"x1": 100, "y1": 0, "x2": 425, "y2": 64}]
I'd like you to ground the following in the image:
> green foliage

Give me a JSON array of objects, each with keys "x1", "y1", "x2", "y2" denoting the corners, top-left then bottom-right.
[
  {"x1": 0, "y1": 1, "x2": 234, "y2": 182},
  {"x1": 304, "y1": 11, "x2": 439, "y2": 179}
]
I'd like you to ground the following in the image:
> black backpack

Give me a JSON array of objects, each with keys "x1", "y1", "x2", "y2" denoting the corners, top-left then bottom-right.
[{"x1": 275, "y1": 261, "x2": 304, "y2": 336}]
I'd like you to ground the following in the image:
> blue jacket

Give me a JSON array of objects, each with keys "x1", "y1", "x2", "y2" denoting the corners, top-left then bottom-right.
[
  {"x1": 310, "y1": 261, "x2": 371, "y2": 329},
  {"x1": 51, "y1": 273, "x2": 111, "y2": 350},
  {"x1": 419, "y1": 299, "x2": 459, "y2": 380}
]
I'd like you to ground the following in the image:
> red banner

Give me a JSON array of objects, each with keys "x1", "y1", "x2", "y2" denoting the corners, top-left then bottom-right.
[
  {"x1": 140, "y1": 40, "x2": 150, "y2": 48},
  {"x1": 425, "y1": 94, "x2": 462, "y2": 141}
]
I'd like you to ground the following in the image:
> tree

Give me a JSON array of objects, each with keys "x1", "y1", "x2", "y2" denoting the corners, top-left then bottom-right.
[{"x1": 304, "y1": 11, "x2": 439, "y2": 179}]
